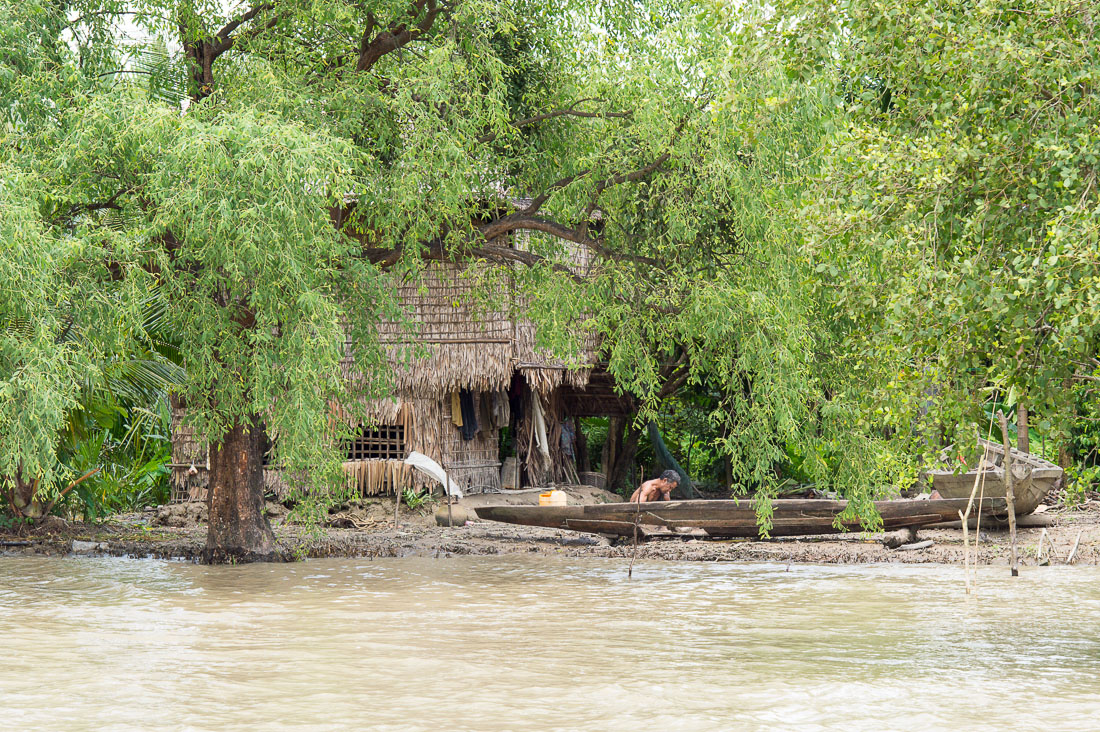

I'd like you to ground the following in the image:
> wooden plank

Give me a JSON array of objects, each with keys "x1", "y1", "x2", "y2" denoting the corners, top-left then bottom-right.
[
  {"x1": 476, "y1": 499, "x2": 1008, "y2": 536},
  {"x1": 674, "y1": 514, "x2": 946, "y2": 538},
  {"x1": 563, "y1": 519, "x2": 709, "y2": 538},
  {"x1": 563, "y1": 519, "x2": 635, "y2": 535},
  {"x1": 581, "y1": 498, "x2": 1004, "y2": 523},
  {"x1": 629, "y1": 513, "x2": 942, "y2": 530},
  {"x1": 473, "y1": 505, "x2": 583, "y2": 528}
]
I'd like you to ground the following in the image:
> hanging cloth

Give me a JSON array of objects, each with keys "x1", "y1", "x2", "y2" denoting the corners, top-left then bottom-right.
[
  {"x1": 560, "y1": 419, "x2": 576, "y2": 460},
  {"x1": 459, "y1": 389, "x2": 478, "y2": 440},
  {"x1": 479, "y1": 392, "x2": 492, "y2": 434},
  {"x1": 491, "y1": 391, "x2": 510, "y2": 428},
  {"x1": 450, "y1": 391, "x2": 463, "y2": 427},
  {"x1": 531, "y1": 393, "x2": 551, "y2": 459}
]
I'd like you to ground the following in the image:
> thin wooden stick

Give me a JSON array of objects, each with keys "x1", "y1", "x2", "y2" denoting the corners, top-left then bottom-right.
[
  {"x1": 40, "y1": 467, "x2": 102, "y2": 519},
  {"x1": 997, "y1": 410, "x2": 1019, "y2": 577},
  {"x1": 440, "y1": 394, "x2": 453, "y2": 528},
  {"x1": 959, "y1": 451, "x2": 990, "y2": 595},
  {"x1": 628, "y1": 491, "x2": 641, "y2": 579},
  {"x1": 1067, "y1": 530, "x2": 1083, "y2": 564}
]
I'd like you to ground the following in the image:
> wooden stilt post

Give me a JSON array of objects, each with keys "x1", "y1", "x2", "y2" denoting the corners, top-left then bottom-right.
[
  {"x1": 997, "y1": 410, "x2": 1019, "y2": 577},
  {"x1": 1017, "y1": 403, "x2": 1029, "y2": 453},
  {"x1": 440, "y1": 394, "x2": 453, "y2": 528}
]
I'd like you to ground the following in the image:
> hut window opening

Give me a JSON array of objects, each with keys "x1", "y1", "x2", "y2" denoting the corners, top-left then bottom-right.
[{"x1": 346, "y1": 425, "x2": 406, "y2": 461}]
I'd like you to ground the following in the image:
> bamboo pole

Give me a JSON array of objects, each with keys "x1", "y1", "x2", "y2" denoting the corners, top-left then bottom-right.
[
  {"x1": 1067, "y1": 530, "x2": 1083, "y2": 564},
  {"x1": 997, "y1": 410, "x2": 1019, "y2": 577},
  {"x1": 628, "y1": 491, "x2": 641, "y2": 579},
  {"x1": 959, "y1": 455, "x2": 987, "y2": 595},
  {"x1": 440, "y1": 394, "x2": 453, "y2": 528}
]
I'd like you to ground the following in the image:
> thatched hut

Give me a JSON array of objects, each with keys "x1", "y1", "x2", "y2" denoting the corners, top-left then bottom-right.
[{"x1": 169, "y1": 234, "x2": 631, "y2": 502}]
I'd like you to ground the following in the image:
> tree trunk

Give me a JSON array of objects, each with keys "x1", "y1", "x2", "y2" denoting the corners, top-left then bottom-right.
[
  {"x1": 204, "y1": 415, "x2": 279, "y2": 563},
  {"x1": 603, "y1": 416, "x2": 621, "y2": 476},
  {"x1": 8, "y1": 469, "x2": 44, "y2": 519},
  {"x1": 1058, "y1": 442, "x2": 1073, "y2": 472},
  {"x1": 1016, "y1": 403, "x2": 1029, "y2": 453},
  {"x1": 574, "y1": 416, "x2": 590, "y2": 473},
  {"x1": 608, "y1": 419, "x2": 644, "y2": 493}
]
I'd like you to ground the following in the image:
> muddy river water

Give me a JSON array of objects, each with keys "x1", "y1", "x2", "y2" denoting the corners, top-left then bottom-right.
[{"x1": 1, "y1": 556, "x2": 1098, "y2": 731}]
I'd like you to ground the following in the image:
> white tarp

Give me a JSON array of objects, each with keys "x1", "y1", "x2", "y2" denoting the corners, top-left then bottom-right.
[{"x1": 404, "y1": 451, "x2": 464, "y2": 499}]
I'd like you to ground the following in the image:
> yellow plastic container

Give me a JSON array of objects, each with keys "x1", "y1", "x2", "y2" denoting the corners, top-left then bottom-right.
[{"x1": 539, "y1": 490, "x2": 567, "y2": 507}]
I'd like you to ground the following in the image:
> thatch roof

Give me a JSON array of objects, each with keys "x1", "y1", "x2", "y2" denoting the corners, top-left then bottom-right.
[{"x1": 343, "y1": 246, "x2": 601, "y2": 406}]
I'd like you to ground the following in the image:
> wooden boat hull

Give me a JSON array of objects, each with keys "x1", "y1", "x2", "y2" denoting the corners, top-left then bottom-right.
[
  {"x1": 926, "y1": 439, "x2": 1062, "y2": 515},
  {"x1": 473, "y1": 498, "x2": 1006, "y2": 538}
]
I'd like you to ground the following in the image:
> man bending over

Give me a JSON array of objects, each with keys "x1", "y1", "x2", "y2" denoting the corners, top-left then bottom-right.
[{"x1": 629, "y1": 470, "x2": 680, "y2": 503}]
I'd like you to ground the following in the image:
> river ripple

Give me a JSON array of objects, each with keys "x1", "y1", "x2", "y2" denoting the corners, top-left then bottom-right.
[{"x1": 0, "y1": 556, "x2": 1097, "y2": 731}]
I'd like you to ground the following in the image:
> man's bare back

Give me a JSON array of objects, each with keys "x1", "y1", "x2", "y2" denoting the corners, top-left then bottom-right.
[{"x1": 629, "y1": 470, "x2": 681, "y2": 503}]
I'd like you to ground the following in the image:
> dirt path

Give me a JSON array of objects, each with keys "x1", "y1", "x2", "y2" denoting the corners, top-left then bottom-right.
[{"x1": 3, "y1": 486, "x2": 1098, "y2": 566}]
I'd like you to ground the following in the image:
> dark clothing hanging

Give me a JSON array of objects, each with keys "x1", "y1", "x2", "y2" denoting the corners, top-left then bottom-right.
[
  {"x1": 459, "y1": 389, "x2": 478, "y2": 440},
  {"x1": 508, "y1": 373, "x2": 525, "y2": 426}
]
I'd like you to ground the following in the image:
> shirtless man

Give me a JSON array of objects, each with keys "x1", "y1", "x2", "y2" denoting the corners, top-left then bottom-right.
[{"x1": 629, "y1": 470, "x2": 680, "y2": 503}]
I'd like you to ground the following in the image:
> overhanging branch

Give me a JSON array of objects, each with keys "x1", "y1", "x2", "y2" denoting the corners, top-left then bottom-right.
[
  {"x1": 355, "y1": 0, "x2": 452, "y2": 73},
  {"x1": 477, "y1": 99, "x2": 633, "y2": 144}
]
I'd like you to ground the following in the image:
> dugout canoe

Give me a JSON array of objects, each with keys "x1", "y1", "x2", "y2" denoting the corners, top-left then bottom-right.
[
  {"x1": 925, "y1": 438, "x2": 1062, "y2": 515},
  {"x1": 473, "y1": 497, "x2": 1007, "y2": 538}
]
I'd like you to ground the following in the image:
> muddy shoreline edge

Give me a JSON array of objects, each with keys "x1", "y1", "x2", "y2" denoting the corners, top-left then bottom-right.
[{"x1": 4, "y1": 494, "x2": 1098, "y2": 566}]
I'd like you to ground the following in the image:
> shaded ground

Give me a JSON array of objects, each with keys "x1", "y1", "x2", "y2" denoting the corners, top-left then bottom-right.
[{"x1": 3, "y1": 484, "x2": 1098, "y2": 566}]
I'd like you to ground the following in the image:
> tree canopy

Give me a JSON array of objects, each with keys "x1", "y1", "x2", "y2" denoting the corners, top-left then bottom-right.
[{"x1": 5, "y1": 0, "x2": 1098, "y2": 553}]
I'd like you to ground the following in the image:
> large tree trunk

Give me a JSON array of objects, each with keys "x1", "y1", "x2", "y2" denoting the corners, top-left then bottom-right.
[
  {"x1": 11, "y1": 470, "x2": 41, "y2": 518},
  {"x1": 204, "y1": 415, "x2": 279, "y2": 563},
  {"x1": 607, "y1": 419, "x2": 644, "y2": 493}
]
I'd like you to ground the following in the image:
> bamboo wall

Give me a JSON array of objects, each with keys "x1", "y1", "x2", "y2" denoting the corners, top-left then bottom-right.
[{"x1": 170, "y1": 252, "x2": 603, "y2": 502}]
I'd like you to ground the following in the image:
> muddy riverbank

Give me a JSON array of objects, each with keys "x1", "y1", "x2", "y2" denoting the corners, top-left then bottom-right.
[{"x1": 3, "y1": 484, "x2": 1099, "y2": 566}]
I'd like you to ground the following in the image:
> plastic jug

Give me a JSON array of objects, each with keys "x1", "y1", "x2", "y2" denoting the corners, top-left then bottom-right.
[{"x1": 539, "y1": 490, "x2": 567, "y2": 506}]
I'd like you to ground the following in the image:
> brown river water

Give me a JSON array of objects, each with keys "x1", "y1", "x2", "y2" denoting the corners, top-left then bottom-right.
[{"x1": 1, "y1": 556, "x2": 1098, "y2": 731}]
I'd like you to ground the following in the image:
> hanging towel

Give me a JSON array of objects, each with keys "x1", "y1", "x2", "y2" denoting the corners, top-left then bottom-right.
[
  {"x1": 531, "y1": 394, "x2": 551, "y2": 459},
  {"x1": 459, "y1": 389, "x2": 478, "y2": 440},
  {"x1": 450, "y1": 390, "x2": 463, "y2": 427},
  {"x1": 491, "y1": 391, "x2": 510, "y2": 428}
]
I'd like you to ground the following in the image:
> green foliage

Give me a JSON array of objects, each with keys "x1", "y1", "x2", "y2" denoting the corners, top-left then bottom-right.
[
  {"x1": 3, "y1": 0, "x2": 892, "y2": 537},
  {"x1": 28, "y1": 0, "x2": 1100, "y2": 540},
  {"x1": 736, "y1": 0, "x2": 1100, "y2": 494},
  {"x1": 401, "y1": 486, "x2": 436, "y2": 512},
  {"x1": 1068, "y1": 370, "x2": 1100, "y2": 469}
]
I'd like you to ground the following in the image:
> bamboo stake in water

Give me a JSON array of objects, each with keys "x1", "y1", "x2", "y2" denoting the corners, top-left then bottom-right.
[
  {"x1": 960, "y1": 452, "x2": 989, "y2": 595},
  {"x1": 628, "y1": 491, "x2": 641, "y2": 579},
  {"x1": 1067, "y1": 530, "x2": 1083, "y2": 564},
  {"x1": 996, "y1": 410, "x2": 1019, "y2": 577}
]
